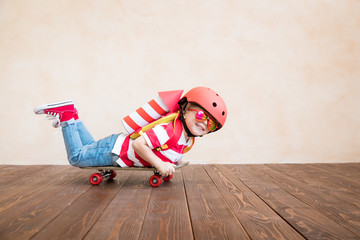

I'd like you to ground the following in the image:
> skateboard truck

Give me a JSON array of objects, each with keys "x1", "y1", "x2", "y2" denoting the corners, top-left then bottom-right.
[
  {"x1": 149, "y1": 171, "x2": 173, "y2": 187},
  {"x1": 89, "y1": 170, "x2": 117, "y2": 185}
]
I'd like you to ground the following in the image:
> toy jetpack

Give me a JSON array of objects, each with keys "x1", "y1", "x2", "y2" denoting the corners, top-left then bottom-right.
[{"x1": 121, "y1": 90, "x2": 194, "y2": 152}]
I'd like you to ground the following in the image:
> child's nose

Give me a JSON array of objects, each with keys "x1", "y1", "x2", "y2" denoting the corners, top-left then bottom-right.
[{"x1": 203, "y1": 119, "x2": 209, "y2": 128}]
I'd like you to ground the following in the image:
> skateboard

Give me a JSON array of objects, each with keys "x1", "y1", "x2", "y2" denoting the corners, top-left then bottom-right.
[{"x1": 81, "y1": 161, "x2": 189, "y2": 187}]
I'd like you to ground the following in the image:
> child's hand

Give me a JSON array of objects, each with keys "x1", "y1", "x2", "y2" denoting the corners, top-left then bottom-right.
[
  {"x1": 156, "y1": 162, "x2": 176, "y2": 177},
  {"x1": 132, "y1": 136, "x2": 176, "y2": 177}
]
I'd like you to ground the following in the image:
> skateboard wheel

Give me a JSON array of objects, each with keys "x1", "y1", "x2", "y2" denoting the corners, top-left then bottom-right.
[
  {"x1": 163, "y1": 174, "x2": 173, "y2": 182},
  {"x1": 108, "y1": 170, "x2": 117, "y2": 180},
  {"x1": 89, "y1": 173, "x2": 103, "y2": 185},
  {"x1": 149, "y1": 175, "x2": 163, "y2": 187}
]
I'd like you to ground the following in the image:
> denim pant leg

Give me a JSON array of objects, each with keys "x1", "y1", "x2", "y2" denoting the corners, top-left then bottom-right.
[
  {"x1": 61, "y1": 119, "x2": 118, "y2": 167},
  {"x1": 61, "y1": 119, "x2": 83, "y2": 165},
  {"x1": 76, "y1": 120, "x2": 95, "y2": 146}
]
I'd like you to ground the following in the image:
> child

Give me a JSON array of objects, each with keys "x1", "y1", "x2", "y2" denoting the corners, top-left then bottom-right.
[{"x1": 34, "y1": 87, "x2": 227, "y2": 177}]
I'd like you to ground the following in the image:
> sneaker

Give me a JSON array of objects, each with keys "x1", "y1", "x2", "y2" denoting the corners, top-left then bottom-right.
[{"x1": 34, "y1": 100, "x2": 76, "y2": 128}]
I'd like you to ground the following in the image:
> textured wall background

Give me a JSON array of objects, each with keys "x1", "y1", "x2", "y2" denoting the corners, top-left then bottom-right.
[{"x1": 1, "y1": 0, "x2": 359, "y2": 164}]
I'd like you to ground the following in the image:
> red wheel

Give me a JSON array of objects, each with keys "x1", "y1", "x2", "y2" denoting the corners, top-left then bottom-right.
[
  {"x1": 149, "y1": 175, "x2": 163, "y2": 187},
  {"x1": 163, "y1": 174, "x2": 173, "y2": 182},
  {"x1": 108, "y1": 170, "x2": 117, "y2": 180},
  {"x1": 89, "y1": 173, "x2": 103, "y2": 185}
]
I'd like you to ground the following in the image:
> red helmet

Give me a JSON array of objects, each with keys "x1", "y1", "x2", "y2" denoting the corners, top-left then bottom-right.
[{"x1": 180, "y1": 87, "x2": 227, "y2": 130}]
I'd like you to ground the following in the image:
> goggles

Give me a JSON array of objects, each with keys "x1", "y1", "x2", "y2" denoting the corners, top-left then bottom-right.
[{"x1": 188, "y1": 109, "x2": 218, "y2": 132}]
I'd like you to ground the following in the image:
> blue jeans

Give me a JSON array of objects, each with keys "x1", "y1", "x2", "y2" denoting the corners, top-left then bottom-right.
[{"x1": 61, "y1": 119, "x2": 118, "y2": 167}]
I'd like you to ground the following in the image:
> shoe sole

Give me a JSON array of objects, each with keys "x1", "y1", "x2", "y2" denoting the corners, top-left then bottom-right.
[{"x1": 34, "y1": 100, "x2": 74, "y2": 114}]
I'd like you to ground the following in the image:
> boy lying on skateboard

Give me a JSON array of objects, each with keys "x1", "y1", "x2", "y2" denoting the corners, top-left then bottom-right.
[{"x1": 34, "y1": 87, "x2": 227, "y2": 178}]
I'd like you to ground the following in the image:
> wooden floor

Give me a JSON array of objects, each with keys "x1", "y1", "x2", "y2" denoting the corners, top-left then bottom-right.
[{"x1": 0, "y1": 163, "x2": 359, "y2": 240}]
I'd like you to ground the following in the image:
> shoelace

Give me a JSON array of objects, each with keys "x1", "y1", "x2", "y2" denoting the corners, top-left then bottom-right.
[
  {"x1": 46, "y1": 113, "x2": 60, "y2": 128},
  {"x1": 44, "y1": 109, "x2": 76, "y2": 128}
]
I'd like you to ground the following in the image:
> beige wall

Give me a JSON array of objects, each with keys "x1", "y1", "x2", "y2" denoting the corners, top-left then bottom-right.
[{"x1": 1, "y1": 0, "x2": 359, "y2": 165}]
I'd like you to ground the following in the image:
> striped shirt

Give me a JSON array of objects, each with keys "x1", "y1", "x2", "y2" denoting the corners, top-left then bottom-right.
[{"x1": 111, "y1": 119, "x2": 193, "y2": 168}]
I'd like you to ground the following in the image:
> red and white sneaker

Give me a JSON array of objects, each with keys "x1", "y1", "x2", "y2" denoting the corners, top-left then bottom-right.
[{"x1": 34, "y1": 100, "x2": 77, "y2": 128}]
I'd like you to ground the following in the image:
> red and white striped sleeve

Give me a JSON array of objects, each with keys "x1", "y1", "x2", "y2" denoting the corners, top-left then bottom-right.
[{"x1": 142, "y1": 122, "x2": 174, "y2": 149}]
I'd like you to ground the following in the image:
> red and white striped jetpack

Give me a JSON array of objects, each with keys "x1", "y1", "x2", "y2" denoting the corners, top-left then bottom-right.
[{"x1": 121, "y1": 90, "x2": 184, "y2": 135}]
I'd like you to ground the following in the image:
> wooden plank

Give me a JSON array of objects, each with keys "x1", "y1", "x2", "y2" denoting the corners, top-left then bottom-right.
[
  {"x1": 139, "y1": 170, "x2": 193, "y2": 240},
  {"x1": 230, "y1": 165, "x2": 359, "y2": 239},
  {"x1": 267, "y1": 164, "x2": 360, "y2": 208},
  {"x1": 0, "y1": 166, "x2": 92, "y2": 240},
  {"x1": 0, "y1": 164, "x2": 9, "y2": 169},
  {"x1": 0, "y1": 165, "x2": 46, "y2": 177},
  {"x1": 319, "y1": 163, "x2": 360, "y2": 178},
  {"x1": 84, "y1": 171, "x2": 152, "y2": 240},
  {"x1": 263, "y1": 164, "x2": 360, "y2": 237},
  {"x1": 309, "y1": 164, "x2": 360, "y2": 193},
  {"x1": 31, "y1": 170, "x2": 132, "y2": 240},
  {"x1": 0, "y1": 165, "x2": 47, "y2": 186},
  {"x1": 182, "y1": 165, "x2": 250, "y2": 240},
  {"x1": 204, "y1": 165, "x2": 304, "y2": 240},
  {"x1": 0, "y1": 166, "x2": 70, "y2": 214}
]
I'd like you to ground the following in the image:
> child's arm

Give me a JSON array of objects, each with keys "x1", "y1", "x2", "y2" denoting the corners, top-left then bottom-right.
[{"x1": 132, "y1": 136, "x2": 176, "y2": 177}]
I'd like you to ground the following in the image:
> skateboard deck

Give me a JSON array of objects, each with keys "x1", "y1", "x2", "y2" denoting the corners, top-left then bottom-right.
[{"x1": 81, "y1": 161, "x2": 189, "y2": 187}]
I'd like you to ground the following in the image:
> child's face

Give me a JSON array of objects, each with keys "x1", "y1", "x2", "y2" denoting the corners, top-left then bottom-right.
[{"x1": 183, "y1": 104, "x2": 212, "y2": 137}]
